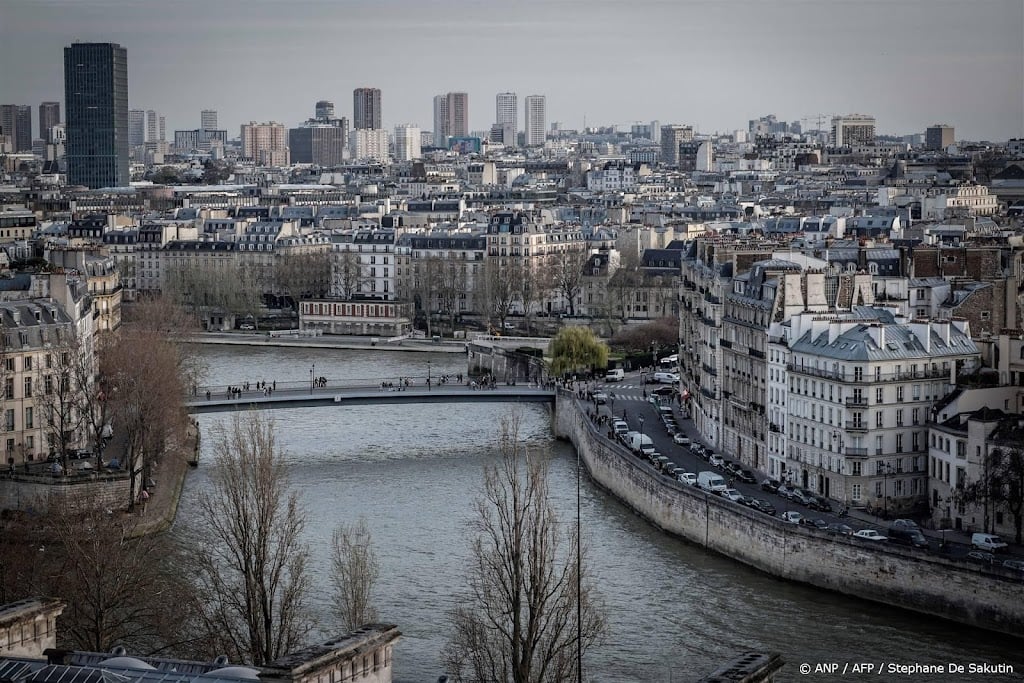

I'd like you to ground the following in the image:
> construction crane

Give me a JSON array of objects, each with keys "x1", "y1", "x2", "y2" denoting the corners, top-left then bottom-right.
[{"x1": 801, "y1": 113, "x2": 837, "y2": 132}]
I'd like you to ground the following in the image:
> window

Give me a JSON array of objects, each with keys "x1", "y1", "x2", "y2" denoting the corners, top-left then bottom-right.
[
  {"x1": 4, "y1": 378, "x2": 12, "y2": 400},
  {"x1": 854, "y1": 367, "x2": 863, "y2": 381},
  {"x1": 896, "y1": 386, "x2": 904, "y2": 401},
  {"x1": 896, "y1": 434, "x2": 904, "y2": 453},
  {"x1": 876, "y1": 387, "x2": 883, "y2": 404},
  {"x1": 24, "y1": 356, "x2": 32, "y2": 371},
  {"x1": 852, "y1": 461, "x2": 862, "y2": 476},
  {"x1": 3, "y1": 409, "x2": 13, "y2": 431},
  {"x1": 896, "y1": 409, "x2": 904, "y2": 426},
  {"x1": 852, "y1": 483, "x2": 862, "y2": 501},
  {"x1": 24, "y1": 407, "x2": 32, "y2": 429},
  {"x1": 3, "y1": 358, "x2": 12, "y2": 372},
  {"x1": 875, "y1": 435, "x2": 883, "y2": 455},
  {"x1": 912, "y1": 408, "x2": 919, "y2": 425},
  {"x1": 23, "y1": 377, "x2": 32, "y2": 399}
]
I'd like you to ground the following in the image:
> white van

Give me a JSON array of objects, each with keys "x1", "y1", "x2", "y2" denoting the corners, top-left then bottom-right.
[
  {"x1": 628, "y1": 432, "x2": 655, "y2": 455},
  {"x1": 697, "y1": 471, "x2": 727, "y2": 494},
  {"x1": 605, "y1": 368, "x2": 625, "y2": 382},
  {"x1": 972, "y1": 533, "x2": 1008, "y2": 552},
  {"x1": 653, "y1": 372, "x2": 679, "y2": 384}
]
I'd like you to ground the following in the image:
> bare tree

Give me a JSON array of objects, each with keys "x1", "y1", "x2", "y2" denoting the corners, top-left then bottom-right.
[
  {"x1": 437, "y1": 260, "x2": 470, "y2": 337},
  {"x1": 47, "y1": 497, "x2": 198, "y2": 655},
  {"x1": 443, "y1": 414, "x2": 606, "y2": 683},
  {"x1": 35, "y1": 333, "x2": 86, "y2": 473},
  {"x1": 104, "y1": 297, "x2": 194, "y2": 509},
  {"x1": 329, "y1": 518, "x2": 380, "y2": 632},
  {"x1": 332, "y1": 250, "x2": 370, "y2": 299},
  {"x1": 550, "y1": 249, "x2": 589, "y2": 317},
  {"x1": 274, "y1": 251, "x2": 332, "y2": 311},
  {"x1": 955, "y1": 440, "x2": 1024, "y2": 544},
  {"x1": 191, "y1": 413, "x2": 313, "y2": 665},
  {"x1": 477, "y1": 259, "x2": 519, "y2": 331},
  {"x1": 164, "y1": 261, "x2": 262, "y2": 320}
]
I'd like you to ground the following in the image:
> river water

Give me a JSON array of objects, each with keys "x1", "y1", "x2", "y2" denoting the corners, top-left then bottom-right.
[{"x1": 176, "y1": 345, "x2": 1024, "y2": 682}]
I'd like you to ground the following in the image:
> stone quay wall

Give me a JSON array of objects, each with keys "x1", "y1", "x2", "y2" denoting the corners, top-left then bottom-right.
[
  {"x1": 0, "y1": 472, "x2": 129, "y2": 514},
  {"x1": 553, "y1": 392, "x2": 1024, "y2": 638}
]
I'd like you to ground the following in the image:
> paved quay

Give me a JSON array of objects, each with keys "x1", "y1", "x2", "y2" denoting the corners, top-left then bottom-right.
[{"x1": 187, "y1": 330, "x2": 468, "y2": 353}]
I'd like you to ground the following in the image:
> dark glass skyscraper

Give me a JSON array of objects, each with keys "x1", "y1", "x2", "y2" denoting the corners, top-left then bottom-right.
[
  {"x1": 352, "y1": 87, "x2": 381, "y2": 130},
  {"x1": 64, "y1": 42, "x2": 129, "y2": 188}
]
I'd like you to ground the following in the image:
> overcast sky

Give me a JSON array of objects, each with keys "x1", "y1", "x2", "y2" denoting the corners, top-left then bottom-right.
[{"x1": 1, "y1": 0, "x2": 1021, "y2": 141}]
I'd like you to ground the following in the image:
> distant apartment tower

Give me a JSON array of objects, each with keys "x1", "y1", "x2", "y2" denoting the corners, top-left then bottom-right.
[
  {"x1": 831, "y1": 114, "x2": 875, "y2": 147},
  {"x1": 64, "y1": 42, "x2": 129, "y2": 188},
  {"x1": 0, "y1": 105, "x2": 32, "y2": 152},
  {"x1": 496, "y1": 92, "x2": 517, "y2": 136},
  {"x1": 393, "y1": 124, "x2": 421, "y2": 161},
  {"x1": 660, "y1": 124, "x2": 694, "y2": 167},
  {"x1": 128, "y1": 109, "x2": 146, "y2": 147},
  {"x1": 433, "y1": 95, "x2": 449, "y2": 146},
  {"x1": 241, "y1": 121, "x2": 289, "y2": 165},
  {"x1": 353, "y1": 88, "x2": 382, "y2": 130},
  {"x1": 925, "y1": 124, "x2": 954, "y2": 150},
  {"x1": 315, "y1": 100, "x2": 334, "y2": 121},
  {"x1": 350, "y1": 128, "x2": 389, "y2": 163},
  {"x1": 38, "y1": 102, "x2": 61, "y2": 143},
  {"x1": 146, "y1": 110, "x2": 166, "y2": 142},
  {"x1": 201, "y1": 109, "x2": 218, "y2": 131},
  {"x1": 446, "y1": 92, "x2": 469, "y2": 138},
  {"x1": 524, "y1": 95, "x2": 546, "y2": 146}
]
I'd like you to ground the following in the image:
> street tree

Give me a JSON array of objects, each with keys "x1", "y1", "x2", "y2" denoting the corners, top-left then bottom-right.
[
  {"x1": 329, "y1": 518, "x2": 380, "y2": 632},
  {"x1": 955, "y1": 440, "x2": 1024, "y2": 544},
  {"x1": 549, "y1": 249, "x2": 589, "y2": 317},
  {"x1": 477, "y1": 259, "x2": 519, "y2": 331},
  {"x1": 436, "y1": 260, "x2": 470, "y2": 337},
  {"x1": 104, "y1": 297, "x2": 195, "y2": 510},
  {"x1": 332, "y1": 250, "x2": 370, "y2": 300},
  {"x1": 164, "y1": 262, "x2": 262, "y2": 320},
  {"x1": 274, "y1": 251, "x2": 332, "y2": 312},
  {"x1": 548, "y1": 326, "x2": 609, "y2": 378},
  {"x1": 35, "y1": 332, "x2": 86, "y2": 473},
  {"x1": 443, "y1": 414, "x2": 606, "y2": 683},
  {"x1": 47, "y1": 498, "x2": 198, "y2": 655},
  {"x1": 191, "y1": 414, "x2": 313, "y2": 665}
]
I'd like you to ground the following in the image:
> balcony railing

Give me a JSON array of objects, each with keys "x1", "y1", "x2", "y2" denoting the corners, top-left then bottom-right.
[
  {"x1": 720, "y1": 339, "x2": 732, "y2": 349},
  {"x1": 845, "y1": 421, "x2": 868, "y2": 432},
  {"x1": 845, "y1": 396, "x2": 868, "y2": 407},
  {"x1": 845, "y1": 447, "x2": 869, "y2": 457},
  {"x1": 749, "y1": 348, "x2": 765, "y2": 359}
]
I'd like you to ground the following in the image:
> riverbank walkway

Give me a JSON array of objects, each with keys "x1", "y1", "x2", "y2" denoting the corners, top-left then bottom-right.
[{"x1": 187, "y1": 380, "x2": 556, "y2": 414}]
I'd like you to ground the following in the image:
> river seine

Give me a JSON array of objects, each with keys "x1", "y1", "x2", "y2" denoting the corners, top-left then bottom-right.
[{"x1": 176, "y1": 345, "x2": 1024, "y2": 682}]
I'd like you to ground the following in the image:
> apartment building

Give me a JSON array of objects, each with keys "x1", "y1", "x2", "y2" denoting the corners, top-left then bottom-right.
[{"x1": 780, "y1": 311, "x2": 978, "y2": 514}]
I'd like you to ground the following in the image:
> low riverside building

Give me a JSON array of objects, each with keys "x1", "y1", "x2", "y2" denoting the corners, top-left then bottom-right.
[
  {"x1": 0, "y1": 598, "x2": 400, "y2": 683},
  {"x1": 299, "y1": 299, "x2": 413, "y2": 337}
]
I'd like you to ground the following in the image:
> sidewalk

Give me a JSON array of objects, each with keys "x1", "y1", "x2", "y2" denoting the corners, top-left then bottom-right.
[{"x1": 188, "y1": 331, "x2": 466, "y2": 353}]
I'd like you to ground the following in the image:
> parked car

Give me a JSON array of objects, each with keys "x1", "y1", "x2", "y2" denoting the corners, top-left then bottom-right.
[
  {"x1": 761, "y1": 478, "x2": 781, "y2": 493},
  {"x1": 678, "y1": 472, "x2": 697, "y2": 486},
  {"x1": 750, "y1": 499, "x2": 777, "y2": 516},
  {"x1": 661, "y1": 461, "x2": 677, "y2": 474},
  {"x1": 809, "y1": 496, "x2": 833, "y2": 513},
  {"x1": 737, "y1": 469, "x2": 757, "y2": 484},
  {"x1": 673, "y1": 433, "x2": 691, "y2": 446},
  {"x1": 239, "y1": 323, "x2": 255, "y2": 330},
  {"x1": 790, "y1": 489, "x2": 816, "y2": 506},
  {"x1": 612, "y1": 420, "x2": 629, "y2": 436},
  {"x1": 721, "y1": 488, "x2": 745, "y2": 504},
  {"x1": 724, "y1": 461, "x2": 742, "y2": 476},
  {"x1": 776, "y1": 484, "x2": 795, "y2": 500},
  {"x1": 853, "y1": 529, "x2": 888, "y2": 542},
  {"x1": 971, "y1": 533, "x2": 1008, "y2": 553},
  {"x1": 887, "y1": 525, "x2": 929, "y2": 549},
  {"x1": 593, "y1": 392, "x2": 608, "y2": 405},
  {"x1": 966, "y1": 551, "x2": 996, "y2": 564},
  {"x1": 708, "y1": 454, "x2": 724, "y2": 467},
  {"x1": 827, "y1": 523, "x2": 854, "y2": 536},
  {"x1": 781, "y1": 511, "x2": 803, "y2": 524},
  {"x1": 1002, "y1": 559, "x2": 1024, "y2": 572}
]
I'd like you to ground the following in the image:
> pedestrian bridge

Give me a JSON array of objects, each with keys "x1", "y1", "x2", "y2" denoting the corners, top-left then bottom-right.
[{"x1": 186, "y1": 381, "x2": 555, "y2": 414}]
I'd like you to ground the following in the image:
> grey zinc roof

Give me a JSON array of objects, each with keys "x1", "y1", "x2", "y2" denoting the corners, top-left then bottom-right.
[{"x1": 791, "y1": 320, "x2": 977, "y2": 362}]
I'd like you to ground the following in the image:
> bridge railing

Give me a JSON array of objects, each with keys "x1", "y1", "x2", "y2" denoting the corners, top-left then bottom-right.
[{"x1": 191, "y1": 373, "x2": 474, "y2": 399}]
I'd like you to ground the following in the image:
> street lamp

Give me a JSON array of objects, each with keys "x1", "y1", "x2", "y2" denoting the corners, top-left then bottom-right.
[
  {"x1": 639, "y1": 416, "x2": 645, "y2": 451},
  {"x1": 310, "y1": 363, "x2": 315, "y2": 394},
  {"x1": 427, "y1": 360, "x2": 432, "y2": 391}
]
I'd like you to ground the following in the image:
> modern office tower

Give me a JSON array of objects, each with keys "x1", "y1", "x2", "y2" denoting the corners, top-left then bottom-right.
[
  {"x1": 315, "y1": 100, "x2": 334, "y2": 121},
  {"x1": 159, "y1": 115, "x2": 166, "y2": 142},
  {"x1": 38, "y1": 102, "x2": 61, "y2": 143},
  {"x1": 925, "y1": 124, "x2": 955, "y2": 150},
  {"x1": 240, "y1": 121, "x2": 289, "y2": 165},
  {"x1": 496, "y1": 92, "x2": 517, "y2": 139},
  {"x1": 289, "y1": 123, "x2": 347, "y2": 166},
  {"x1": 393, "y1": 124, "x2": 421, "y2": 161},
  {"x1": 146, "y1": 110, "x2": 158, "y2": 142},
  {"x1": 659, "y1": 124, "x2": 694, "y2": 167},
  {"x1": 524, "y1": 95, "x2": 546, "y2": 146},
  {"x1": 446, "y1": 92, "x2": 469, "y2": 138},
  {"x1": 490, "y1": 122, "x2": 515, "y2": 146},
  {"x1": 349, "y1": 128, "x2": 389, "y2": 163},
  {"x1": 201, "y1": 109, "x2": 218, "y2": 131},
  {"x1": 64, "y1": 42, "x2": 129, "y2": 188},
  {"x1": 650, "y1": 119, "x2": 661, "y2": 144},
  {"x1": 830, "y1": 114, "x2": 876, "y2": 147},
  {"x1": 433, "y1": 94, "x2": 449, "y2": 146},
  {"x1": 0, "y1": 105, "x2": 32, "y2": 152},
  {"x1": 128, "y1": 109, "x2": 146, "y2": 147},
  {"x1": 353, "y1": 88, "x2": 382, "y2": 130}
]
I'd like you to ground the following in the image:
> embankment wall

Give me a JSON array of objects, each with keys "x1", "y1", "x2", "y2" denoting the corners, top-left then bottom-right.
[{"x1": 553, "y1": 393, "x2": 1024, "y2": 638}]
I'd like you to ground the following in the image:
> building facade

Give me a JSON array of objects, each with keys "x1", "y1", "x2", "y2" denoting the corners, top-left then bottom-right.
[
  {"x1": 432, "y1": 94, "x2": 448, "y2": 147},
  {"x1": 445, "y1": 92, "x2": 469, "y2": 139},
  {"x1": 660, "y1": 124, "x2": 694, "y2": 167},
  {"x1": 925, "y1": 124, "x2": 954, "y2": 151},
  {"x1": 496, "y1": 92, "x2": 517, "y2": 140},
  {"x1": 0, "y1": 105, "x2": 32, "y2": 153},
  {"x1": 240, "y1": 121, "x2": 289, "y2": 165},
  {"x1": 831, "y1": 114, "x2": 876, "y2": 147},
  {"x1": 353, "y1": 87, "x2": 382, "y2": 130},
  {"x1": 524, "y1": 95, "x2": 545, "y2": 147},
  {"x1": 64, "y1": 42, "x2": 129, "y2": 188},
  {"x1": 38, "y1": 102, "x2": 61, "y2": 144},
  {"x1": 289, "y1": 124, "x2": 347, "y2": 166},
  {"x1": 393, "y1": 124, "x2": 421, "y2": 162}
]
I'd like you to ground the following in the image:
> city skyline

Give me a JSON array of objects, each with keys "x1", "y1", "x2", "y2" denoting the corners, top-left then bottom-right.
[{"x1": 0, "y1": 0, "x2": 1022, "y2": 142}]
